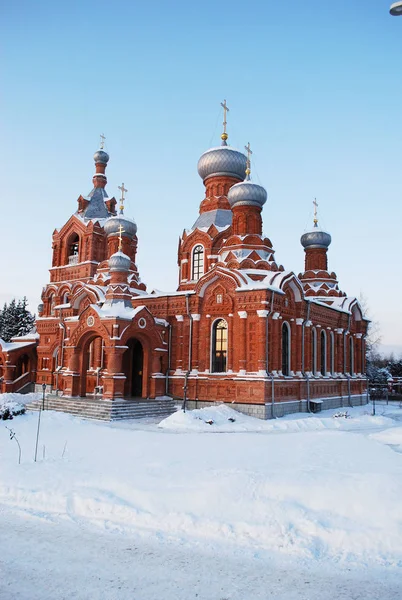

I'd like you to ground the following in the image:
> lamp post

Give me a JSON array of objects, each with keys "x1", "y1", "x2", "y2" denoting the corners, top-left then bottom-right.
[
  {"x1": 42, "y1": 382, "x2": 46, "y2": 410},
  {"x1": 390, "y1": 2, "x2": 402, "y2": 15}
]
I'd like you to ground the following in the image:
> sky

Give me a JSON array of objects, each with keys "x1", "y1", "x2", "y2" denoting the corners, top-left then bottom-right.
[{"x1": 1, "y1": 0, "x2": 401, "y2": 354}]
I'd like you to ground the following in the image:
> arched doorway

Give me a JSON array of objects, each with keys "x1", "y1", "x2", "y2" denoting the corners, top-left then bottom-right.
[
  {"x1": 80, "y1": 335, "x2": 105, "y2": 398},
  {"x1": 123, "y1": 339, "x2": 144, "y2": 398}
]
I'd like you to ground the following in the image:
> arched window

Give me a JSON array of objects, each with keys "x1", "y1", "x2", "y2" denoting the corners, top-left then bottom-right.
[
  {"x1": 49, "y1": 294, "x2": 55, "y2": 316},
  {"x1": 320, "y1": 330, "x2": 326, "y2": 376},
  {"x1": 311, "y1": 327, "x2": 317, "y2": 375},
  {"x1": 211, "y1": 319, "x2": 227, "y2": 372},
  {"x1": 329, "y1": 332, "x2": 335, "y2": 375},
  {"x1": 282, "y1": 322, "x2": 291, "y2": 376},
  {"x1": 192, "y1": 245, "x2": 204, "y2": 281},
  {"x1": 349, "y1": 337, "x2": 354, "y2": 375},
  {"x1": 62, "y1": 292, "x2": 69, "y2": 305},
  {"x1": 68, "y1": 234, "x2": 80, "y2": 265}
]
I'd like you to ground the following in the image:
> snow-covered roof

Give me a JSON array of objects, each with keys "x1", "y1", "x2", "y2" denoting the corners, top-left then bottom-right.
[
  {"x1": 0, "y1": 338, "x2": 37, "y2": 353},
  {"x1": 189, "y1": 209, "x2": 232, "y2": 232},
  {"x1": 92, "y1": 302, "x2": 146, "y2": 320}
]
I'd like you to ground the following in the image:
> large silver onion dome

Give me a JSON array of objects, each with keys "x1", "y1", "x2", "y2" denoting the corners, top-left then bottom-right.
[
  {"x1": 301, "y1": 227, "x2": 332, "y2": 249},
  {"x1": 93, "y1": 150, "x2": 110, "y2": 164},
  {"x1": 197, "y1": 146, "x2": 247, "y2": 182},
  {"x1": 108, "y1": 251, "x2": 130, "y2": 272},
  {"x1": 104, "y1": 214, "x2": 137, "y2": 238},
  {"x1": 228, "y1": 180, "x2": 267, "y2": 208}
]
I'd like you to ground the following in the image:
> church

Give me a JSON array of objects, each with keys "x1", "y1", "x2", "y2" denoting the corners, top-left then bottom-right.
[{"x1": 0, "y1": 106, "x2": 369, "y2": 419}]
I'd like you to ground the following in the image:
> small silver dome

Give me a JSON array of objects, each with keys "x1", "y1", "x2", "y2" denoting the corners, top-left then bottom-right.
[
  {"x1": 104, "y1": 214, "x2": 137, "y2": 238},
  {"x1": 109, "y1": 251, "x2": 130, "y2": 272},
  {"x1": 93, "y1": 150, "x2": 110, "y2": 164},
  {"x1": 228, "y1": 180, "x2": 267, "y2": 208},
  {"x1": 37, "y1": 303, "x2": 44, "y2": 315},
  {"x1": 301, "y1": 228, "x2": 332, "y2": 249},
  {"x1": 197, "y1": 146, "x2": 247, "y2": 182}
]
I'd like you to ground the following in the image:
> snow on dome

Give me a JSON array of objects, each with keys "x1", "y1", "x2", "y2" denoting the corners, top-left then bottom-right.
[
  {"x1": 228, "y1": 179, "x2": 267, "y2": 208},
  {"x1": 301, "y1": 227, "x2": 331, "y2": 249},
  {"x1": 108, "y1": 251, "x2": 130, "y2": 272},
  {"x1": 104, "y1": 214, "x2": 137, "y2": 238},
  {"x1": 197, "y1": 145, "x2": 247, "y2": 182}
]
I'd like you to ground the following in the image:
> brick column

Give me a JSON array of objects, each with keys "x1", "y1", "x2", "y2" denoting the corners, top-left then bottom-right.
[
  {"x1": 295, "y1": 318, "x2": 303, "y2": 376},
  {"x1": 102, "y1": 346, "x2": 126, "y2": 399},
  {"x1": 175, "y1": 315, "x2": 184, "y2": 373},
  {"x1": 270, "y1": 312, "x2": 280, "y2": 375},
  {"x1": 191, "y1": 314, "x2": 201, "y2": 373},
  {"x1": 227, "y1": 314, "x2": 234, "y2": 372},
  {"x1": 257, "y1": 310, "x2": 268, "y2": 376},
  {"x1": 205, "y1": 315, "x2": 211, "y2": 372},
  {"x1": 304, "y1": 322, "x2": 312, "y2": 374},
  {"x1": 355, "y1": 333, "x2": 362, "y2": 376},
  {"x1": 237, "y1": 311, "x2": 248, "y2": 375},
  {"x1": 335, "y1": 329, "x2": 343, "y2": 375}
]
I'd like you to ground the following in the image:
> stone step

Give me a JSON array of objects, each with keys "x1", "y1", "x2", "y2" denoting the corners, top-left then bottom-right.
[{"x1": 25, "y1": 397, "x2": 177, "y2": 421}]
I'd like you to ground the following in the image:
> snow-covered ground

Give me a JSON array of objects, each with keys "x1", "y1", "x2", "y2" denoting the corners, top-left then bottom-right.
[{"x1": 1, "y1": 398, "x2": 402, "y2": 599}]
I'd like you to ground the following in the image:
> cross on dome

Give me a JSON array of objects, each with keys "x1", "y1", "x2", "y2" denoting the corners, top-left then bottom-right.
[
  {"x1": 244, "y1": 142, "x2": 253, "y2": 179},
  {"x1": 100, "y1": 133, "x2": 106, "y2": 150},
  {"x1": 220, "y1": 99, "x2": 229, "y2": 145},
  {"x1": 118, "y1": 223, "x2": 125, "y2": 251},
  {"x1": 118, "y1": 182, "x2": 128, "y2": 214},
  {"x1": 313, "y1": 198, "x2": 319, "y2": 227}
]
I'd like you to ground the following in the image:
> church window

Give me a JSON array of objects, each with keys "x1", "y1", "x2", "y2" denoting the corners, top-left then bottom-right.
[
  {"x1": 49, "y1": 294, "x2": 55, "y2": 316},
  {"x1": 211, "y1": 319, "x2": 227, "y2": 372},
  {"x1": 311, "y1": 328, "x2": 317, "y2": 375},
  {"x1": 192, "y1": 245, "x2": 204, "y2": 281},
  {"x1": 68, "y1": 234, "x2": 80, "y2": 265},
  {"x1": 349, "y1": 337, "x2": 354, "y2": 375},
  {"x1": 216, "y1": 293, "x2": 223, "y2": 304},
  {"x1": 320, "y1": 330, "x2": 327, "y2": 376},
  {"x1": 282, "y1": 322, "x2": 291, "y2": 376}
]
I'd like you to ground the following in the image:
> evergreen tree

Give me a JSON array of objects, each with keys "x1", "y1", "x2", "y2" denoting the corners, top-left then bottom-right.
[{"x1": 0, "y1": 298, "x2": 35, "y2": 342}]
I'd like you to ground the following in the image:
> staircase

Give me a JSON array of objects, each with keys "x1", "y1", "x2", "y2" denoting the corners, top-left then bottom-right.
[{"x1": 25, "y1": 395, "x2": 178, "y2": 421}]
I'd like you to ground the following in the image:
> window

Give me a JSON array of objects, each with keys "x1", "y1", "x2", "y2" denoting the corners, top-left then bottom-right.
[
  {"x1": 69, "y1": 234, "x2": 79, "y2": 256},
  {"x1": 192, "y1": 245, "x2": 204, "y2": 281},
  {"x1": 49, "y1": 294, "x2": 55, "y2": 316},
  {"x1": 216, "y1": 293, "x2": 223, "y2": 304},
  {"x1": 311, "y1": 328, "x2": 317, "y2": 375},
  {"x1": 320, "y1": 330, "x2": 326, "y2": 376},
  {"x1": 349, "y1": 337, "x2": 354, "y2": 375},
  {"x1": 212, "y1": 319, "x2": 227, "y2": 372},
  {"x1": 282, "y1": 322, "x2": 291, "y2": 376}
]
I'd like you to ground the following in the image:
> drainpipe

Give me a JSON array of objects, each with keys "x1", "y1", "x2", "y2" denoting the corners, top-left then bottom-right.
[
  {"x1": 266, "y1": 291, "x2": 276, "y2": 418},
  {"x1": 302, "y1": 300, "x2": 313, "y2": 414},
  {"x1": 344, "y1": 313, "x2": 352, "y2": 407},
  {"x1": 182, "y1": 294, "x2": 192, "y2": 412},
  {"x1": 57, "y1": 313, "x2": 66, "y2": 396},
  {"x1": 165, "y1": 322, "x2": 172, "y2": 396}
]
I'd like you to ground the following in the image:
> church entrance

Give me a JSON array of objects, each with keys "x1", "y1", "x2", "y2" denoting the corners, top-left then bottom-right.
[
  {"x1": 123, "y1": 339, "x2": 144, "y2": 398},
  {"x1": 80, "y1": 336, "x2": 104, "y2": 398}
]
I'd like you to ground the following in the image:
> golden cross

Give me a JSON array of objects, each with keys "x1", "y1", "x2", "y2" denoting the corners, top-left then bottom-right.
[
  {"x1": 244, "y1": 142, "x2": 253, "y2": 177},
  {"x1": 220, "y1": 99, "x2": 229, "y2": 142},
  {"x1": 100, "y1": 133, "x2": 106, "y2": 149},
  {"x1": 118, "y1": 182, "x2": 128, "y2": 213},
  {"x1": 118, "y1": 223, "x2": 125, "y2": 252},
  {"x1": 313, "y1": 198, "x2": 318, "y2": 226}
]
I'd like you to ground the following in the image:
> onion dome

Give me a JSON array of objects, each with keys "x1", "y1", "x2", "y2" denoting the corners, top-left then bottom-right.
[
  {"x1": 93, "y1": 149, "x2": 109, "y2": 164},
  {"x1": 108, "y1": 251, "x2": 130, "y2": 272},
  {"x1": 198, "y1": 146, "x2": 247, "y2": 182},
  {"x1": 228, "y1": 180, "x2": 267, "y2": 208},
  {"x1": 301, "y1": 224, "x2": 332, "y2": 249},
  {"x1": 104, "y1": 214, "x2": 137, "y2": 238}
]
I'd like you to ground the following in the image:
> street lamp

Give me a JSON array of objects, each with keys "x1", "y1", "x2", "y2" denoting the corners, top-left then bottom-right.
[{"x1": 390, "y1": 1, "x2": 402, "y2": 15}]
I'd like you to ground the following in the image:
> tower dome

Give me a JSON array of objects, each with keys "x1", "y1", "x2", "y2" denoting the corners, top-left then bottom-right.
[
  {"x1": 108, "y1": 250, "x2": 130, "y2": 272},
  {"x1": 228, "y1": 180, "x2": 267, "y2": 208},
  {"x1": 93, "y1": 149, "x2": 110, "y2": 165},
  {"x1": 300, "y1": 226, "x2": 332, "y2": 249},
  {"x1": 197, "y1": 146, "x2": 247, "y2": 182},
  {"x1": 104, "y1": 214, "x2": 137, "y2": 238}
]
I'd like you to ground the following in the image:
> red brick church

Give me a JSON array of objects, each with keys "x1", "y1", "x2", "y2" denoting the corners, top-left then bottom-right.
[{"x1": 0, "y1": 109, "x2": 369, "y2": 419}]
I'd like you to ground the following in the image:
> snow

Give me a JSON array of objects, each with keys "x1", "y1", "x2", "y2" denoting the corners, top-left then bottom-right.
[
  {"x1": 1, "y1": 400, "x2": 402, "y2": 598},
  {"x1": 0, "y1": 392, "x2": 41, "y2": 415},
  {"x1": 93, "y1": 301, "x2": 145, "y2": 319}
]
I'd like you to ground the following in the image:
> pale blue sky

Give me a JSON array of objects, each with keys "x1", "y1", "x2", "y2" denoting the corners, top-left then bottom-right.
[{"x1": 1, "y1": 1, "x2": 401, "y2": 352}]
